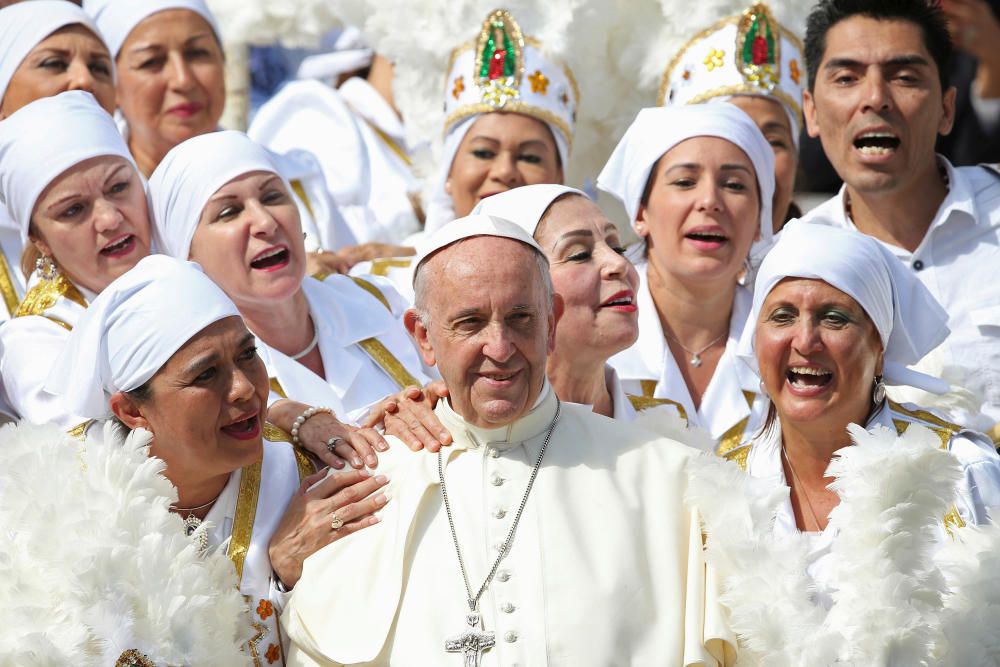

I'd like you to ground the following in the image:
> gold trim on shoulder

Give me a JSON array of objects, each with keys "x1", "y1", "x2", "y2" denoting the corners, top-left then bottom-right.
[
  {"x1": 370, "y1": 257, "x2": 413, "y2": 277},
  {"x1": 15, "y1": 273, "x2": 86, "y2": 319},
  {"x1": 67, "y1": 420, "x2": 95, "y2": 440},
  {"x1": 889, "y1": 400, "x2": 962, "y2": 435},
  {"x1": 724, "y1": 443, "x2": 751, "y2": 472},
  {"x1": 639, "y1": 379, "x2": 658, "y2": 398},
  {"x1": 293, "y1": 448, "x2": 315, "y2": 481},
  {"x1": 269, "y1": 377, "x2": 288, "y2": 398},
  {"x1": 350, "y1": 275, "x2": 392, "y2": 311},
  {"x1": 627, "y1": 394, "x2": 688, "y2": 421},
  {"x1": 360, "y1": 116, "x2": 413, "y2": 167},
  {"x1": 263, "y1": 422, "x2": 292, "y2": 443},
  {"x1": 264, "y1": 421, "x2": 315, "y2": 483},
  {"x1": 289, "y1": 179, "x2": 316, "y2": 222},
  {"x1": 716, "y1": 390, "x2": 757, "y2": 456},
  {"x1": 227, "y1": 460, "x2": 262, "y2": 582},
  {"x1": 311, "y1": 270, "x2": 331, "y2": 282},
  {"x1": 0, "y1": 252, "x2": 20, "y2": 316},
  {"x1": 358, "y1": 337, "x2": 420, "y2": 390}
]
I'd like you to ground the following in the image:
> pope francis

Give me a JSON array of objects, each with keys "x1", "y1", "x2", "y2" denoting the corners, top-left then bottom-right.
[{"x1": 282, "y1": 215, "x2": 735, "y2": 666}]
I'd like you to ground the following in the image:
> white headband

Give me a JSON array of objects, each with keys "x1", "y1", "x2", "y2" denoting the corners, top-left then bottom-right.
[
  {"x1": 46, "y1": 255, "x2": 241, "y2": 419},
  {"x1": 0, "y1": 1, "x2": 104, "y2": 106},
  {"x1": 149, "y1": 130, "x2": 286, "y2": 260},
  {"x1": 0, "y1": 91, "x2": 137, "y2": 245},
  {"x1": 471, "y1": 184, "x2": 587, "y2": 238},
  {"x1": 597, "y1": 104, "x2": 775, "y2": 243},
  {"x1": 737, "y1": 220, "x2": 951, "y2": 393},
  {"x1": 82, "y1": 0, "x2": 220, "y2": 58}
]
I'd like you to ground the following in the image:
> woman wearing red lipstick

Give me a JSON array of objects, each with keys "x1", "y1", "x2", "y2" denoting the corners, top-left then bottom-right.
[
  {"x1": 149, "y1": 131, "x2": 431, "y2": 449},
  {"x1": 598, "y1": 104, "x2": 776, "y2": 454},
  {"x1": 25, "y1": 255, "x2": 387, "y2": 665}
]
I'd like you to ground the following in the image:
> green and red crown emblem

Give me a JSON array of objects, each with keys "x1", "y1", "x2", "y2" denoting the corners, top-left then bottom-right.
[
  {"x1": 736, "y1": 3, "x2": 780, "y2": 91},
  {"x1": 474, "y1": 9, "x2": 525, "y2": 108}
]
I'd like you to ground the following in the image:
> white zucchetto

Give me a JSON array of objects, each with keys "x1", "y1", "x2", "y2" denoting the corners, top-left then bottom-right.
[
  {"x1": 413, "y1": 213, "x2": 546, "y2": 286},
  {"x1": 0, "y1": 90, "x2": 136, "y2": 245},
  {"x1": 471, "y1": 184, "x2": 588, "y2": 238},
  {"x1": 737, "y1": 220, "x2": 951, "y2": 393},
  {"x1": 597, "y1": 104, "x2": 775, "y2": 243},
  {"x1": 82, "y1": 0, "x2": 220, "y2": 58},
  {"x1": 0, "y1": 1, "x2": 104, "y2": 107},
  {"x1": 46, "y1": 255, "x2": 241, "y2": 419},
  {"x1": 149, "y1": 130, "x2": 286, "y2": 260}
]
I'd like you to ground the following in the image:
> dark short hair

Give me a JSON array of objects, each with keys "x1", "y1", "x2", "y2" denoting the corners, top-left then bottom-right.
[{"x1": 804, "y1": 0, "x2": 953, "y2": 91}]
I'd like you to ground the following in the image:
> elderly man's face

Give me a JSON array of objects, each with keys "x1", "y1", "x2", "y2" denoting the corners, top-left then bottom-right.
[{"x1": 407, "y1": 237, "x2": 560, "y2": 428}]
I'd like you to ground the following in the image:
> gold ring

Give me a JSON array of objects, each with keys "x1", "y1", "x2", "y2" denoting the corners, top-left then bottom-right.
[{"x1": 330, "y1": 513, "x2": 344, "y2": 530}]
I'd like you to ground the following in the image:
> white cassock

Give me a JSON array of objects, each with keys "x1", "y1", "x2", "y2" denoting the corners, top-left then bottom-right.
[
  {"x1": 801, "y1": 158, "x2": 1000, "y2": 423},
  {"x1": 281, "y1": 383, "x2": 736, "y2": 666},
  {"x1": 608, "y1": 259, "x2": 768, "y2": 454},
  {"x1": 262, "y1": 275, "x2": 431, "y2": 423},
  {"x1": 0, "y1": 272, "x2": 92, "y2": 430},
  {"x1": 207, "y1": 435, "x2": 313, "y2": 666},
  {"x1": 723, "y1": 399, "x2": 1000, "y2": 606},
  {"x1": 0, "y1": 211, "x2": 26, "y2": 325},
  {"x1": 250, "y1": 79, "x2": 421, "y2": 245}
]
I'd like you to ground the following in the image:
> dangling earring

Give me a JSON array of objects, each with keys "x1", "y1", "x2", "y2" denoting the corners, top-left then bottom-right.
[
  {"x1": 758, "y1": 379, "x2": 769, "y2": 398},
  {"x1": 35, "y1": 254, "x2": 57, "y2": 281},
  {"x1": 872, "y1": 374, "x2": 886, "y2": 405}
]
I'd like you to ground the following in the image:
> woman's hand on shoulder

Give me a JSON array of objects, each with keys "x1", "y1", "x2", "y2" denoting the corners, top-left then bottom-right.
[
  {"x1": 268, "y1": 467, "x2": 389, "y2": 589},
  {"x1": 267, "y1": 399, "x2": 389, "y2": 469},
  {"x1": 362, "y1": 381, "x2": 452, "y2": 452}
]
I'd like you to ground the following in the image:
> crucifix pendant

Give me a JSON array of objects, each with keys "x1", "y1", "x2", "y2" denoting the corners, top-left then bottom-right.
[
  {"x1": 690, "y1": 354, "x2": 703, "y2": 367},
  {"x1": 445, "y1": 611, "x2": 495, "y2": 667}
]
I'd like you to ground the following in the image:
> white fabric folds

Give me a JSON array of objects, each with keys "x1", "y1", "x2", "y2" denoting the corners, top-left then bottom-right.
[
  {"x1": 46, "y1": 255, "x2": 240, "y2": 419},
  {"x1": 738, "y1": 220, "x2": 951, "y2": 393},
  {"x1": 0, "y1": 90, "x2": 135, "y2": 244},
  {"x1": 0, "y1": 1, "x2": 102, "y2": 106},
  {"x1": 82, "y1": 0, "x2": 220, "y2": 58},
  {"x1": 149, "y1": 130, "x2": 286, "y2": 259},
  {"x1": 472, "y1": 183, "x2": 587, "y2": 237},
  {"x1": 413, "y1": 213, "x2": 546, "y2": 285},
  {"x1": 597, "y1": 104, "x2": 775, "y2": 243},
  {"x1": 296, "y1": 26, "x2": 373, "y2": 81}
]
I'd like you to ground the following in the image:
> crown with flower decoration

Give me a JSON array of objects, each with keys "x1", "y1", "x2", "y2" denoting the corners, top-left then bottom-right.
[
  {"x1": 658, "y1": 2, "x2": 804, "y2": 134},
  {"x1": 443, "y1": 9, "x2": 579, "y2": 150}
]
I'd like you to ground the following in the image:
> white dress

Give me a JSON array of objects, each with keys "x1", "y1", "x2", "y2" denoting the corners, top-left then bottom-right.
[
  {"x1": 608, "y1": 259, "x2": 768, "y2": 453},
  {"x1": 0, "y1": 211, "x2": 26, "y2": 325}
]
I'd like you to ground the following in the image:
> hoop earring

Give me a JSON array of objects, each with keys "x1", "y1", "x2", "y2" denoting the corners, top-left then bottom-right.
[
  {"x1": 35, "y1": 254, "x2": 58, "y2": 281},
  {"x1": 872, "y1": 374, "x2": 886, "y2": 406}
]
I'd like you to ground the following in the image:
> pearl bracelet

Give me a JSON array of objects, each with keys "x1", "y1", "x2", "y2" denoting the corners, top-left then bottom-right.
[{"x1": 290, "y1": 406, "x2": 334, "y2": 445}]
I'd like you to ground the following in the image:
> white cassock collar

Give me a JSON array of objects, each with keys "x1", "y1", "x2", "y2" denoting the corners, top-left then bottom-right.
[{"x1": 436, "y1": 380, "x2": 559, "y2": 452}]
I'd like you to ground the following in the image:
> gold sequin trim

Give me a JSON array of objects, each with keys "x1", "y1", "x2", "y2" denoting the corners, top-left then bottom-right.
[
  {"x1": 15, "y1": 273, "x2": 86, "y2": 318},
  {"x1": 639, "y1": 379, "x2": 658, "y2": 398},
  {"x1": 263, "y1": 422, "x2": 291, "y2": 443},
  {"x1": 350, "y1": 276, "x2": 391, "y2": 311},
  {"x1": 66, "y1": 420, "x2": 94, "y2": 440},
  {"x1": 311, "y1": 270, "x2": 331, "y2": 282},
  {"x1": 290, "y1": 179, "x2": 316, "y2": 222},
  {"x1": 115, "y1": 649, "x2": 156, "y2": 667},
  {"x1": 0, "y1": 252, "x2": 20, "y2": 316},
  {"x1": 294, "y1": 447, "x2": 315, "y2": 481},
  {"x1": 723, "y1": 443, "x2": 751, "y2": 472},
  {"x1": 358, "y1": 337, "x2": 420, "y2": 390},
  {"x1": 269, "y1": 377, "x2": 287, "y2": 398},
  {"x1": 227, "y1": 460, "x2": 262, "y2": 582},
  {"x1": 715, "y1": 390, "x2": 757, "y2": 456},
  {"x1": 370, "y1": 257, "x2": 413, "y2": 277},
  {"x1": 627, "y1": 394, "x2": 688, "y2": 421},
  {"x1": 891, "y1": 413, "x2": 966, "y2": 535},
  {"x1": 265, "y1": 422, "x2": 316, "y2": 480}
]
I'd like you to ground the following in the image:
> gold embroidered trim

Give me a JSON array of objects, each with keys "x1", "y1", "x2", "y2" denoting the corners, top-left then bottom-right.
[
  {"x1": 639, "y1": 379, "x2": 658, "y2": 398},
  {"x1": 40, "y1": 314, "x2": 73, "y2": 331},
  {"x1": 0, "y1": 252, "x2": 19, "y2": 315},
  {"x1": 627, "y1": 394, "x2": 688, "y2": 421},
  {"x1": 15, "y1": 273, "x2": 86, "y2": 318},
  {"x1": 115, "y1": 649, "x2": 156, "y2": 667},
  {"x1": 311, "y1": 270, "x2": 331, "y2": 282},
  {"x1": 892, "y1": 414, "x2": 966, "y2": 535},
  {"x1": 358, "y1": 337, "x2": 420, "y2": 390},
  {"x1": 269, "y1": 377, "x2": 287, "y2": 398},
  {"x1": 370, "y1": 257, "x2": 413, "y2": 277},
  {"x1": 716, "y1": 390, "x2": 757, "y2": 456},
  {"x1": 361, "y1": 117, "x2": 413, "y2": 167},
  {"x1": 263, "y1": 422, "x2": 291, "y2": 443},
  {"x1": 290, "y1": 179, "x2": 316, "y2": 221},
  {"x1": 350, "y1": 276, "x2": 391, "y2": 311},
  {"x1": 889, "y1": 400, "x2": 962, "y2": 435},
  {"x1": 293, "y1": 447, "x2": 315, "y2": 481},
  {"x1": 724, "y1": 443, "x2": 751, "y2": 472},
  {"x1": 227, "y1": 460, "x2": 262, "y2": 582},
  {"x1": 443, "y1": 101, "x2": 573, "y2": 150},
  {"x1": 67, "y1": 420, "x2": 94, "y2": 440}
]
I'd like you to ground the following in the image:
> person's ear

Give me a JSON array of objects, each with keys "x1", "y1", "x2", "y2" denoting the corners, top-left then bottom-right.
[
  {"x1": 404, "y1": 308, "x2": 437, "y2": 367},
  {"x1": 547, "y1": 293, "x2": 565, "y2": 353},
  {"x1": 109, "y1": 391, "x2": 151, "y2": 432},
  {"x1": 803, "y1": 90, "x2": 820, "y2": 139}
]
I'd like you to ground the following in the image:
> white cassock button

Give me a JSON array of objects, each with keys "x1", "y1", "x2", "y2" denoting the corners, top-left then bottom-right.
[
  {"x1": 489, "y1": 447, "x2": 500, "y2": 458},
  {"x1": 493, "y1": 508, "x2": 507, "y2": 519},
  {"x1": 502, "y1": 602, "x2": 516, "y2": 613},
  {"x1": 491, "y1": 474, "x2": 504, "y2": 486},
  {"x1": 504, "y1": 631, "x2": 518, "y2": 643},
  {"x1": 497, "y1": 570, "x2": 511, "y2": 582}
]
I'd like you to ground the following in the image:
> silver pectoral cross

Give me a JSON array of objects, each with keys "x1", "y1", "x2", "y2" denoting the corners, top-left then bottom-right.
[{"x1": 445, "y1": 611, "x2": 495, "y2": 667}]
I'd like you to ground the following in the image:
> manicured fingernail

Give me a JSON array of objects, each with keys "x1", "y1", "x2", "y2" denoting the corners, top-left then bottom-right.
[
  {"x1": 375, "y1": 474, "x2": 388, "y2": 484},
  {"x1": 366, "y1": 455, "x2": 378, "y2": 467},
  {"x1": 370, "y1": 516, "x2": 381, "y2": 525},
  {"x1": 439, "y1": 432, "x2": 449, "y2": 441},
  {"x1": 376, "y1": 442, "x2": 389, "y2": 451},
  {"x1": 352, "y1": 457, "x2": 363, "y2": 468},
  {"x1": 375, "y1": 493, "x2": 388, "y2": 506}
]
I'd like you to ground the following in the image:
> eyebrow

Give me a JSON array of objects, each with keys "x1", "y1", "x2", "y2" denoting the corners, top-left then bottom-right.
[
  {"x1": 761, "y1": 120, "x2": 790, "y2": 134},
  {"x1": 824, "y1": 54, "x2": 930, "y2": 70},
  {"x1": 44, "y1": 163, "x2": 131, "y2": 213},
  {"x1": 181, "y1": 332, "x2": 255, "y2": 375},
  {"x1": 664, "y1": 163, "x2": 753, "y2": 175},
  {"x1": 126, "y1": 32, "x2": 213, "y2": 55}
]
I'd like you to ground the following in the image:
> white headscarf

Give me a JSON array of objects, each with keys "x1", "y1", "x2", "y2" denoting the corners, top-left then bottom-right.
[
  {"x1": 46, "y1": 255, "x2": 241, "y2": 419},
  {"x1": 82, "y1": 0, "x2": 220, "y2": 58},
  {"x1": 296, "y1": 26, "x2": 374, "y2": 82},
  {"x1": 737, "y1": 220, "x2": 951, "y2": 394},
  {"x1": 423, "y1": 113, "x2": 572, "y2": 236},
  {"x1": 597, "y1": 104, "x2": 775, "y2": 243},
  {"x1": 0, "y1": 90, "x2": 137, "y2": 245},
  {"x1": 0, "y1": 1, "x2": 104, "y2": 105},
  {"x1": 471, "y1": 184, "x2": 587, "y2": 238},
  {"x1": 149, "y1": 130, "x2": 286, "y2": 260}
]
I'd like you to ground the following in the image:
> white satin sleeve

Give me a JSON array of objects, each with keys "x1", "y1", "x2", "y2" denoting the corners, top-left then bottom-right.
[{"x1": 949, "y1": 430, "x2": 1000, "y2": 524}]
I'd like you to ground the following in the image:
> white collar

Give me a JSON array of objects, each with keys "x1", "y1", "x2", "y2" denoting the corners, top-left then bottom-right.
[
  {"x1": 436, "y1": 381, "x2": 559, "y2": 452},
  {"x1": 339, "y1": 77, "x2": 407, "y2": 146}
]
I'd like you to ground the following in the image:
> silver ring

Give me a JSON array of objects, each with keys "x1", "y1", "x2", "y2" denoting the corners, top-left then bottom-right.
[
  {"x1": 325, "y1": 436, "x2": 345, "y2": 453},
  {"x1": 330, "y1": 512, "x2": 344, "y2": 531}
]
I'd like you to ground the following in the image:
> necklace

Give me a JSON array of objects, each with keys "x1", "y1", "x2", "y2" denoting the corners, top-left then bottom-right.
[
  {"x1": 288, "y1": 325, "x2": 319, "y2": 361},
  {"x1": 438, "y1": 399, "x2": 561, "y2": 667},
  {"x1": 664, "y1": 328, "x2": 727, "y2": 367},
  {"x1": 172, "y1": 497, "x2": 219, "y2": 552},
  {"x1": 781, "y1": 445, "x2": 823, "y2": 532}
]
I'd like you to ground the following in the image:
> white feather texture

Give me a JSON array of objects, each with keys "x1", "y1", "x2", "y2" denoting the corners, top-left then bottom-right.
[
  {"x1": 687, "y1": 423, "x2": 1000, "y2": 666},
  {"x1": 205, "y1": 0, "x2": 342, "y2": 47},
  {"x1": 0, "y1": 421, "x2": 251, "y2": 665},
  {"x1": 632, "y1": 404, "x2": 716, "y2": 453}
]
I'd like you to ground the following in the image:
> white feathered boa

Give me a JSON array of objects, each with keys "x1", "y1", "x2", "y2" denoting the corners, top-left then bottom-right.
[
  {"x1": 687, "y1": 423, "x2": 1000, "y2": 666},
  {"x1": 0, "y1": 421, "x2": 251, "y2": 666}
]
